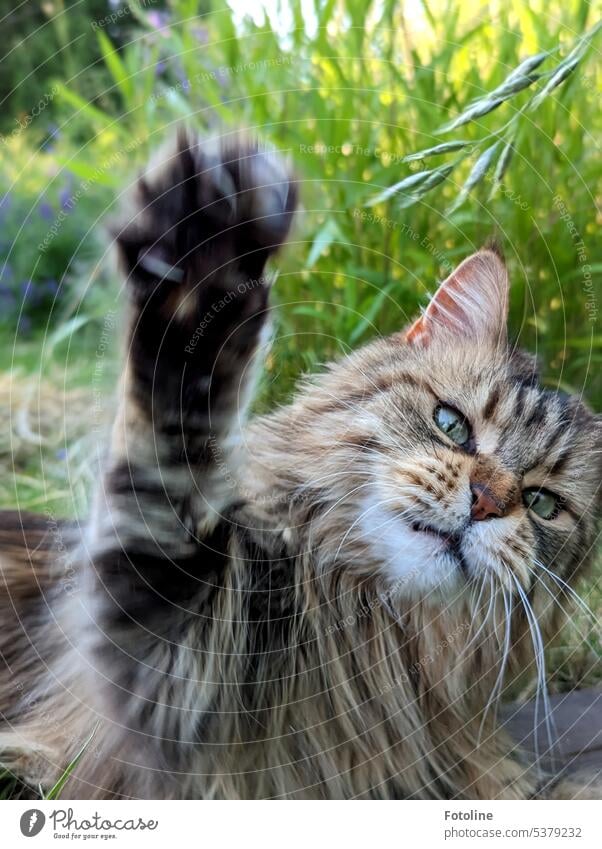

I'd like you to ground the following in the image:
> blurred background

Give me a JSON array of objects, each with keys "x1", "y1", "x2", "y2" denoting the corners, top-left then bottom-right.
[{"x1": 0, "y1": 0, "x2": 600, "y2": 690}]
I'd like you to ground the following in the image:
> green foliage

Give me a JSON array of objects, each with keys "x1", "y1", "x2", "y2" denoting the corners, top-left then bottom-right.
[
  {"x1": 402, "y1": 21, "x2": 601, "y2": 211},
  {"x1": 40, "y1": 0, "x2": 600, "y2": 407},
  {"x1": 0, "y1": 0, "x2": 599, "y2": 518},
  {"x1": 0, "y1": 144, "x2": 103, "y2": 335},
  {"x1": 0, "y1": 726, "x2": 99, "y2": 801},
  {"x1": 45, "y1": 724, "x2": 100, "y2": 800},
  {"x1": 0, "y1": 0, "x2": 111, "y2": 133}
]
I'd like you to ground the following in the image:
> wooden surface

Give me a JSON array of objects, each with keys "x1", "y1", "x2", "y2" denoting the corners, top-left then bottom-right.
[{"x1": 504, "y1": 688, "x2": 602, "y2": 777}]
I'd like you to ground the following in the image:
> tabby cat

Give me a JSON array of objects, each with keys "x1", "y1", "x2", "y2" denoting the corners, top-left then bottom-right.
[{"x1": 0, "y1": 131, "x2": 600, "y2": 799}]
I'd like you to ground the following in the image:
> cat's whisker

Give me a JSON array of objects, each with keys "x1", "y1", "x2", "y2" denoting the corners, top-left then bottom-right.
[
  {"x1": 334, "y1": 514, "x2": 418, "y2": 562},
  {"x1": 467, "y1": 569, "x2": 488, "y2": 620},
  {"x1": 523, "y1": 563, "x2": 602, "y2": 703},
  {"x1": 462, "y1": 574, "x2": 497, "y2": 656},
  {"x1": 533, "y1": 559, "x2": 601, "y2": 632},
  {"x1": 511, "y1": 573, "x2": 558, "y2": 769},
  {"x1": 307, "y1": 479, "x2": 378, "y2": 522},
  {"x1": 331, "y1": 496, "x2": 415, "y2": 563},
  {"x1": 525, "y1": 562, "x2": 577, "y2": 619},
  {"x1": 294, "y1": 467, "x2": 374, "y2": 499},
  {"x1": 478, "y1": 580, "x2": 513, "y2": 744},
  {"x1": 525, "y1": 563, "x2": 572, "y2": 621},
  {"x1": 490, "y1": 581, "x2": 509, "y2": 653}
]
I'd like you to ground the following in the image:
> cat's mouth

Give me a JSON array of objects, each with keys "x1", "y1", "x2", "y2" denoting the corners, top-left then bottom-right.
[{"x1": 410, "y1": 521, "x2": 469, "y2": 574}]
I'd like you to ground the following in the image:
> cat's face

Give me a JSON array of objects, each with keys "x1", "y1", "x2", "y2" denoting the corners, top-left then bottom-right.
[{"x1": 306, "y1": 249, "x2": 601, "y2": 609}]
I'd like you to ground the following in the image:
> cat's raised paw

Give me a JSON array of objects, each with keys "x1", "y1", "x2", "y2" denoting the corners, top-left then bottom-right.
[{"x1": 112, "y1": 129, "x2": 297, "y2": 302}]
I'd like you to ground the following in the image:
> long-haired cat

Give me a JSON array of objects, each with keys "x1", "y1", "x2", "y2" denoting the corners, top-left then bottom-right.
[{"x1": 0, "y1": 131, "x2": 600, "y2": 799}]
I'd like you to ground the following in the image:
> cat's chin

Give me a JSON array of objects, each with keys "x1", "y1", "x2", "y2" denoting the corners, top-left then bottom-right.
[
  {"x1": 383, "y1": 552, "x2": 466, "y2": 604},
  {"x1": 358, "y1": 500, "x2": 469, "y2": 601},
  {"x1": 357, "y1": 488, "x2": 535, "y2": 601}
]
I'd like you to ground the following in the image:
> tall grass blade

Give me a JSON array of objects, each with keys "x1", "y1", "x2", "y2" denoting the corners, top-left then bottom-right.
[{"x1": 45, "y1": 724, "x2": 99, "y2": 800}]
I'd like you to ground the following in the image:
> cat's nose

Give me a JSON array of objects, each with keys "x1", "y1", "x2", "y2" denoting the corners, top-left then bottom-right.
[{"x1": 470, "y1": 483, "x2": 503, "y2": 521}]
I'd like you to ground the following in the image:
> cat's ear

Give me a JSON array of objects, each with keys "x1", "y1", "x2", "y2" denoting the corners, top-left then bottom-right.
[{"x1": 404, "y1": 248, "x2": 509, "y2": 348}]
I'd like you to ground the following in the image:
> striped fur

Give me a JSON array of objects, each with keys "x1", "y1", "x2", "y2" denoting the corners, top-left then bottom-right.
[{"x1": 0, "y1": 132, "x2": 600, "y2": 799}]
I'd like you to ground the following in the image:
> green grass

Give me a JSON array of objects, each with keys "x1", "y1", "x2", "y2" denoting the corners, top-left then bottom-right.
[
  {"x1": 0, "y1": 724, "x2": 99, "y2": 801},
  {"x1": 4, "y1": 0, "x2": 602, "y2": 405}
]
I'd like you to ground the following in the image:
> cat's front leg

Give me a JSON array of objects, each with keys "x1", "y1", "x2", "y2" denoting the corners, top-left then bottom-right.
[
  {"x1": 113, "y1": 128, "x2": 295, "y2": 515},
  {"x1": 74, "y1": 132, "x2": 296, "y2": 797},
  {"x1": 97, "y1": 129, "x2": 296, "y2": 556}
]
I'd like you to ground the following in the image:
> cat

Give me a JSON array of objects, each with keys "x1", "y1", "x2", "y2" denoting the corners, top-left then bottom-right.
[{"x1": 0, "y1": 130, "x2": 600, "y2": 799}]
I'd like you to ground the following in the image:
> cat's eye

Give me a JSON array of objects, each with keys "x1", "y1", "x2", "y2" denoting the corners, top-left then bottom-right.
[
  {"x1": 434, "y1": 403, "x2": 471, "y2": 447},
  {"x1": 522, "y1": 487, "x2": 562, "y2": 520}
]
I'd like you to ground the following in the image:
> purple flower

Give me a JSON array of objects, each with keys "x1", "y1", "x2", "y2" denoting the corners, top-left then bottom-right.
[
  {"x1": 155, "y1": 60, "x2": 167, "y2": 77},
  {"x1": 147, "y1": 10, "x2": 170, "y2": 30},
  {"x1": 18, "y1": 315, "x2": 31, "y2": 334},
  {"x1": 59, "y1": 187, "x2": 73, "y2": 211},
  {"x1": 0, "y1": 285, "x2": 15, "y2": 306},
  {"x1": 177, "y1": 70, "x2": 191, "y2": 92},
  {"x1": 41, "y1": 124, "x2": 60, "y2": 151},
  {"x1": 20, "y1": 279, "x2": 36, "y2": 304},
  {"x1": 0, "y1": 263, "x2": 13, "y2": 283},
  {"x1": 192, "y1": 27, "x2": 208, "y2": 44},
  {"x1": 38, "y1": 201, "x2": 53, "y2": 221}
]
